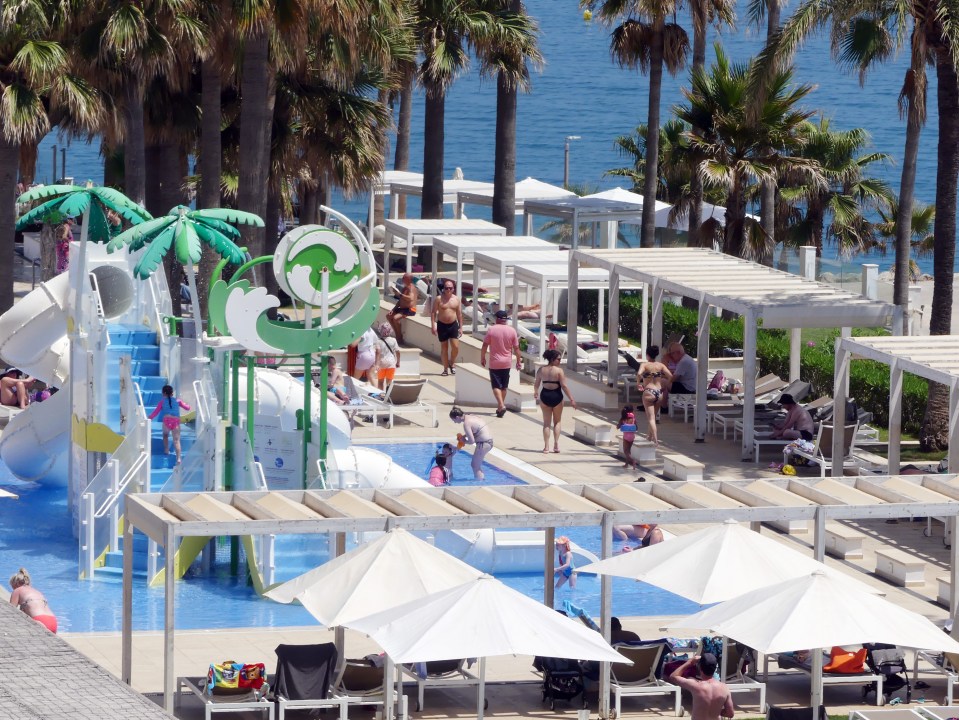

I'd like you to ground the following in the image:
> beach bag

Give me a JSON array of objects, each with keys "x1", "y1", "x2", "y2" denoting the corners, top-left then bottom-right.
[
  {"x1": 708, "y1": 371, "x2": 725, "y2": 392},
  {"x1": 207, "y1": 660, "x2": 267, "y2": 695}
]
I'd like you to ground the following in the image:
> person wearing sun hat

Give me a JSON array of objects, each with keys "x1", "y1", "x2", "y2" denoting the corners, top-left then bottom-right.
[
  {"x1": 554, "y1": 535, "x2": 577, "y2": 589},
  {"x1": 480, "y1": 308, "x2": 521, "y2": 418}
]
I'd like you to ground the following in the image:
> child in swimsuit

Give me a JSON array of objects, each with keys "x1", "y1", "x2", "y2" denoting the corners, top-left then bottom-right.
[
  {"x1": 618, "y1": 405, "x2": 638, "y2": 469},
  {"x1": 9, "y1": 567, "x2": 57, "y2": 633},
  {"x1": 149, "y1": 385, "x2": 191, "y2": 464},
  {"x1": 554, "y1": 536, "x2": 577, "y2": 589}
]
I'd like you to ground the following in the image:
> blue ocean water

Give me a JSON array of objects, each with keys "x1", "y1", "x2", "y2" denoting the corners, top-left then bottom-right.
[
  {"x1": 35, "y1": 0, "x2": 948, "y2": 273},
  {"x1": 0, "y1": 444, "x2": 699, "y2": 633}
]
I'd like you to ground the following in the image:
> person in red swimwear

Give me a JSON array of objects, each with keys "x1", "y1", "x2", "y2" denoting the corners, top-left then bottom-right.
[{"x1": 9, "y1": 567, "x2": 57, "y2": 633}]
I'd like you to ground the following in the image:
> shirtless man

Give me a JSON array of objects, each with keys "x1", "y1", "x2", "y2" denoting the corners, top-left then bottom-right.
[
  {"x1": 0, "y1": 368, "x2": 33, "y2": 409},
  {"x1": 431, "y1": 280, "x2": 463, "y2": 376},
  {"x1": 387, "y1": 273, "x2": 418, "y2": 345},
  {"x1": 670, "y1": 653, "x2": 734, "y2": 720}
]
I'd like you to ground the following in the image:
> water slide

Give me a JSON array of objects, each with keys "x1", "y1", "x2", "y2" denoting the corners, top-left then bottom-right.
[
  {"x1": 329, "y1": 446, "x2": 599, "y2": 573},
  {"x1": 0, "y1": 273, "x2": 71, "y2": 485}
]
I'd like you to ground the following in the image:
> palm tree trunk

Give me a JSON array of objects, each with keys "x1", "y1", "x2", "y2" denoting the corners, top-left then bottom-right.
[
  {"x1": 237, "y1": 29, "x2": 271, "y2": 260},
  {"x1": 0, "y1": 136, "x2": 18, "y2": 313},
  {"x1": 374, "y1": 89, "x2": 389, "y2": 228},
  {"x1": 18, "y1": 141, "x2": 38, "y2": 186},
  {"x1": 394, "y1": 68, "x2": 414, "y2": 218},
  {"x1": 919, "y1": 49, "x2": 959, "y2": 452},
  {"x1": 725, "y1": 175, "x2": 746, "y2": 258},
  {"x1": 144, "y1": 144, "x2": 164, "y2": 218},
  {"x1": 688, "y1": 12, "x2": 706, "y2": 245},
  {"x1": 422, "y1": 85, "x2": 446, "y2": 219},
  {"x1": 264, "y1": 179, "x2": 282, "y2": 313},
  {"x1": 492, "y1": 67, "x2": 518, "y2": 234},
  {"x1": 641, "y1": 15, "x2": 666, "y2": 249},
  {"x1": 123, "y1": 77, "x2": 147, "y2": 205},
  {"x1": 103, "y1": 146, "x2": 123, "y2": 189},
  {"x1": 196, "y1": 57, "x2": 223, "y2": 327},
  {"x1": 758, "y1": 3, "x2": 780, "y2": 266},
  {"x1": 893, "y1": 72, "x2": 923, "y2": 333}
]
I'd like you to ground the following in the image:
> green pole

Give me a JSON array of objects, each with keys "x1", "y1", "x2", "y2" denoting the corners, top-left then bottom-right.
[
  {"x1": 302, "y1": 351, "x2": 312, "y2": 489},
  {"x1": 246, "y1": 356, "x2": 255, "y2": 447},
  {"x1": 318, "y1": 354, "x2": 328, "y2": 483},
  {"x1": 230, "y1": 350, "x2": 241, "y2": 575}
]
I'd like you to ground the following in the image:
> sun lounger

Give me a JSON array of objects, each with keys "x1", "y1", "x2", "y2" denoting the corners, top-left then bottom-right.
[
  {"x1": 787, "y1": 422, "x2": 860, "y2": 477},
  {"x1": 334, "y1": 658, "x2": 409, "y2": 719},
  {"x1": 912, "y1": 646, "x2": 959, "y2": 705},
  {"x1": 610, "y1": 642, "x2": 682, "y2": 717},
  {"x1": 766, "y1": 705, "x2": 828, "y2": 720},
  {"x1": 763, "y1": 651, "x2": 885, "y2": 705},
  {"x1": 363, "y1": 377, "x2": 438, "y2": 429},
  {"x1": 272, "y1": 642, "x2": 345, "y2": 720},
  {"x1": 176, "y1": 675, "x2": 274, "y2": 720},
  {"x1": 723, "y1": 641, "x2": 767, "y2": 710},
  {"x1": 401, "y1": 658, "x2": 482, "y2": 711}
]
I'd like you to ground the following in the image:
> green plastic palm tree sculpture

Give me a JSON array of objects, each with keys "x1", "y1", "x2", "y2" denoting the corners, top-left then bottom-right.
[
  {"x1": 109, "y1": 205, "x2": 263, "y2": 347},
  {"x1": 16, "y1": 184, "x2": 152, "y2": 333}
]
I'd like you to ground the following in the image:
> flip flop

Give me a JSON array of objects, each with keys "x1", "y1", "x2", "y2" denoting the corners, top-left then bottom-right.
[
  {"x1": 495, "y1": 408, "x2": 507, "y2": 418},
  {"x1": 552, "y1": 448, "x2": 561, "y2": 453},
  {"x1": 450, "y1": 367, "x2": 456, "y2": 375},
  {"x1": 440, "y1": 370, "x2": 449, "y2": 377}
]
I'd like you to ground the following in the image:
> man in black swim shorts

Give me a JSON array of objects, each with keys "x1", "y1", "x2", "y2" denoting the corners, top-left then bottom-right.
[{"x1": 431, "y1": 280, "x2": 463, "y2": 376}]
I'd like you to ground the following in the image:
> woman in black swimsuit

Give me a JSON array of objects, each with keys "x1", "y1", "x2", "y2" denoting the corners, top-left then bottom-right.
[
  {"x1": 534, "y1": 349, "x2": 576, "y2": 453},
  {"x1": 636, "y1": 346, "x2": 673, "y2": 446}
]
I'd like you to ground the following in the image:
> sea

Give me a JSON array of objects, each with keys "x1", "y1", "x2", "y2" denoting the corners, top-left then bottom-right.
[{"x1": 36, "y1": 0, "x2": 953, "y2": 275}]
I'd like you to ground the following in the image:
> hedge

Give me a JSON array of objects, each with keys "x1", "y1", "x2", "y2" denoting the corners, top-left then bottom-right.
[{"x1": 578, "y1": 291, "x2": 928, "y2": 433}]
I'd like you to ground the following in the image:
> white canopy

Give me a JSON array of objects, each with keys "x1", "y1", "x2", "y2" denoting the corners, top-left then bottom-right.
[
  {"x1": 578, "y1": 519, "x2": 881, "y2": 604},
  {"x1": 664, "y1": 570, "x2": 959, "y2": 712},
  {"x1": 456, "y1": 177, "x2": 576, "y2": 217},
  {"x1": 346, "y1": 574, "x2": 628, "y2": 664},
  {"x1": 264, "y1": 527, "x2": 483, "y2": 627},
  {"x1": 665, "y1": 569, "x2": 959, "y2": 666}
]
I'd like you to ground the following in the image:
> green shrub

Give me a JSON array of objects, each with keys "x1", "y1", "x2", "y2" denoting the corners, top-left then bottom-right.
[{"x1": 577, "y1": 291, "x2": 928, "y2": 433}]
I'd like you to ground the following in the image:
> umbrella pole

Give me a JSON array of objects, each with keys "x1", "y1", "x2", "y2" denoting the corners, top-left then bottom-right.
[
  {"x1": 811, "y1": 647, "x2": 823, "y2": 715},
  {"x1": 477, "y1": 656, "x2": 486, "y2": 720},
  {"x1": 720, "y1": 635, "x2": 728, "y2": 680}
]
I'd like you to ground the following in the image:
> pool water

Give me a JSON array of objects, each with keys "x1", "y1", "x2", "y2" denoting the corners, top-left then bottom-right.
[
  {"x1": 0, "y1": 444, "x2": 701, "y2": 633},
  {"x1": 358, "y1": 440, "x2": 522, "y2": 486}
]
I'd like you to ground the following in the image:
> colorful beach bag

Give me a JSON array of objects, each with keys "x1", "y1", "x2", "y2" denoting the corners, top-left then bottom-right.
[{"x1": 207, "y1": 660, "x2": 267, "y2": 695}]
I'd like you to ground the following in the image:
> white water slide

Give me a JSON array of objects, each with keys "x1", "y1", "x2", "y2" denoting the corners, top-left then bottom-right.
[
  {"x1": 329, "y1": 446, "x2": 599, "y2": 573},
  {"x1": 0, "y1": 273, "x2": 71, "y2": 485}
]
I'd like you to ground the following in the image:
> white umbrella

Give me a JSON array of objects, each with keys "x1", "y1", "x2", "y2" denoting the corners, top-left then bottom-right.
[
  {"x1": 345, "y1": 575, "x2": 629, "y2": 719},
  {"x1": 578, "y1": 518, "x2": 880, "y2": 604},
  {"x1": 265, "y1": 528, "x2": 484, "y2": 720},
  {"x1": 664, "y1": 570, "x2": 959, "y2": 712},
  {"x1": 264, "y1": 527, "x2": 483, "y2": 626}
]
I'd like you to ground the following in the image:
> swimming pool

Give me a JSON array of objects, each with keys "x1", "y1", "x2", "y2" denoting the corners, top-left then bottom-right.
[{"x1": 0, "y1": 445, "x2": 701, "y2": 633}]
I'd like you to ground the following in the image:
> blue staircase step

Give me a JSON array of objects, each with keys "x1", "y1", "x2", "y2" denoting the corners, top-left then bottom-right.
[{"x1": 134, "y1": 361, "x2": 161, "y2": 377}]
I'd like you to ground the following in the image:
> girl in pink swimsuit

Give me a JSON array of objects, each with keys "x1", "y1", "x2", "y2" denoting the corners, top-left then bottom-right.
[{"x1": 149, "y1": 385, "x2": 191, "y2": 464}]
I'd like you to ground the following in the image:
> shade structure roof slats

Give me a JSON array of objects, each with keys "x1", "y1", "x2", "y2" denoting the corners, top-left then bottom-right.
[
  {"x1": 572, "y1": 248, "x2": 897, "y2": 329},
  {"x1": 124, "y1": 475, "x2": 959, "y2": 546},
  {"x1": 839, "y1": 335, "x2": 959, "y2": 386}
]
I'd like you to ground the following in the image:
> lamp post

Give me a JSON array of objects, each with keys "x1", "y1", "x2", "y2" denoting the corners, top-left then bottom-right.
[{"x1": 564, "y1": 135, "x2": 581, "y2": 188}]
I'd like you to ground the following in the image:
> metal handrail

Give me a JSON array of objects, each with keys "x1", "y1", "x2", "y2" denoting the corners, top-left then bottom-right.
[{"x1": 93, "y1": 453, "x2": 148, "y2": 518}]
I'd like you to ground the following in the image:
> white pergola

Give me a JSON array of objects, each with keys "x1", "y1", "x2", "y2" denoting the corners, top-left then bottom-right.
[
  {"x1": 122, "y1": 477, "x2": 959, "y2": 716},
  {"x1": 389, "y1": 178, "x2": 495, "y2": 219},
  {"x1": 522, "y1": 187, "x2": 672, "y2": 248},
  {"x1": 380, "y1": 218, "x2": 504, "y2": 296},
  {"x1": 455, "y1": 177, "x2": 575, "y2": 219},
  {"x1": 429, "y1": 235, "x2": 557, "y2": 312},
  {"x1": 469, "y1": 248, "x2": 569, "y2": 333},
  {"x1": 365, "y1": 170, "x2": 424, "y2": 245},
  {"x1": 510, "y1": 258, "x2": 645, "y2": 366},
  {"x1": 835, "y1": 335, "x2": 959, "y2": 475},
  {"x1": 571, "y1": 248, "x2": 900, "y2": 460}
]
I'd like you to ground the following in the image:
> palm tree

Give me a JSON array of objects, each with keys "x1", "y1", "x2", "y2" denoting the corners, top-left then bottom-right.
[
  {"x1": 583, "y1": 0, "x2": 690, "y2": 248},
  {"x1": 787, "y1": 116, "x2": 892, "y2": 255},
  {"x1": 108, "y1": 205, "x2": 261, "y2": 354},
  {"x1": 0, "y1": 0, "x2": 99, "y2": 312},
  {"x1": 675, "y1": 45, "x2": 825, "y2": 260},
  {"x1": 875, "y1": 199, "x2": 934, "y2": 280},
  {"x1": 412, "y1": 0, "x2": 531, "y2": 219},
  {"x1": 478, "y1": 0, "x2": 542, "y2": 233}
]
